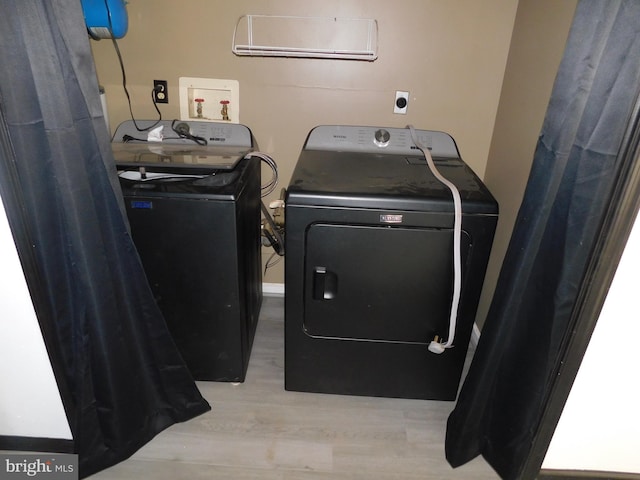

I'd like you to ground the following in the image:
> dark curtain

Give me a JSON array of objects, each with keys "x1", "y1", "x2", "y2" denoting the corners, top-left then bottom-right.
[
  {"x1": 445, "y1": 1, "x2": 640, "y2": 479},
  {"x1": 0, "y1": 1, "x2": 210, "y2": 477}
]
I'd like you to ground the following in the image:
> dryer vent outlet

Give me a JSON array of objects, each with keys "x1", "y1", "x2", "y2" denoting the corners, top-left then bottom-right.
[{"x1": 394, "y1": 91, "x2": 409, "y2": 114}]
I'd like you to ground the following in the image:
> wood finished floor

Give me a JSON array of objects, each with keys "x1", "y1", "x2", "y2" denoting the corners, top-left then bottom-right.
[{"x1": 91, "y1": 295, "x2": 499, "y2": 479}]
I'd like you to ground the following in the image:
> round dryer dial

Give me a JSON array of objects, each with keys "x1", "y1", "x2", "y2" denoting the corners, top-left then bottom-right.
[{"x1": 374, "y1": 128, "x2": 391, "y2": 147}]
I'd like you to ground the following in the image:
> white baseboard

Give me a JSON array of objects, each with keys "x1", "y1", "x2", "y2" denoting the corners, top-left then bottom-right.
[{"x1": 263, "y1": 282, "x2": 285, "y2": 297}]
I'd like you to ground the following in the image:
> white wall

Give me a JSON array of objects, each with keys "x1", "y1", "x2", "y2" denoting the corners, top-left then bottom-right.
[
  {"x1": 543, "y1": 213, "x2": 640, "y2": 474},
  {"x1": 0, "y1": 196, "x2": 72, "y2": 440}
]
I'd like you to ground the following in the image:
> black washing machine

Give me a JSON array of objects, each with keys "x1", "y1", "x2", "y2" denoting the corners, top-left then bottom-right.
[
  {"x1": 284, "y1": 125, "x2": 498, "y2": 400},
  {"x1": 113, "y1": 120, "x2": 262, "y2": 382}
]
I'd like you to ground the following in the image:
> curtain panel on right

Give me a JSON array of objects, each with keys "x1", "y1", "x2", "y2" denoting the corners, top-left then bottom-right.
[{"x1": 445, "y1": 1, "x2": 640, "y2": 479}]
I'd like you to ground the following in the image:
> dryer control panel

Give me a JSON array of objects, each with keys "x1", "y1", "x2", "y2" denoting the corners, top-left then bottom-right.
[{"x1": 304, "y1": 125, "x2": 460, "y2": 158}]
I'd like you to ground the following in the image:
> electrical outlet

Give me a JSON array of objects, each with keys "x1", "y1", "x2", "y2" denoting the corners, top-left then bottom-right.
[
  {"x1": 394, "y1": 90, "x2": 409, "y2": 114},
  {"x1": 153, "y1": 80, "x2": 168, "y2": 104}
]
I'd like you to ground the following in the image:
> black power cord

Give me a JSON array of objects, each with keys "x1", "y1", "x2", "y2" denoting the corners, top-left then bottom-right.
[
  {"x1": 104, "y1": 0, "x2": 162, "y2": 132},
  {"x1": 109, "y1": 36, "x2": 163, "y2": 132},
  {"x1": 171, "y1": 120, "x2": 207, "y2": 145}
]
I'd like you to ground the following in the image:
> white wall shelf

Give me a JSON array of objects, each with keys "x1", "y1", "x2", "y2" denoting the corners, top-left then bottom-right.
[{"x1": 232, "y1": 15, "x2": 378, "y2": 61}]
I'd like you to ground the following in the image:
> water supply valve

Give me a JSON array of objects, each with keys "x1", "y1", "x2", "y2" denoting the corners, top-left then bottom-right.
[
  {"x1": 194, "y1": 98, "x2": 205, "y2": 118},
  {"x1": 220, "y1": 100, "x2": 230, "y2": 121}
]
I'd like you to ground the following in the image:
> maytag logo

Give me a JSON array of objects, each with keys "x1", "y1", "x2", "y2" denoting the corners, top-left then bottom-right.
[
  {"x1": 1, "y1": 454, "x2": 77, "y2": 479},
  {"x1": 380, "y1": 214, "x2": 403, "y2": 224}
]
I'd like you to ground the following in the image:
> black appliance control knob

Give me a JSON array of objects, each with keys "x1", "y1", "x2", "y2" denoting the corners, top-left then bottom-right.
[{"x1": 374, "y1": 129, "x2": 391, "y2": 147}]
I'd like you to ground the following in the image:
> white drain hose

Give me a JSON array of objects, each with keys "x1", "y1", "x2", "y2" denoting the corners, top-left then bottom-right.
[{"x1": 407, "y1": 126, "x2": 462, "y2": 354}]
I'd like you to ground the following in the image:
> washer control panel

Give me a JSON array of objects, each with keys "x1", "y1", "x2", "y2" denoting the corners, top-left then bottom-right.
[
  {"x1": 304, "y1": 125, "x2": 460, "y2": 158},
  {"x1": 112, "y1": 120, "x2": 253, "y2": 147}
]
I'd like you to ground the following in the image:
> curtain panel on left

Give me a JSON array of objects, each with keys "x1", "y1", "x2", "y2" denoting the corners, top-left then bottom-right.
[{"x1": 0, "y1": 1, "x2": 210, "y2": 477}]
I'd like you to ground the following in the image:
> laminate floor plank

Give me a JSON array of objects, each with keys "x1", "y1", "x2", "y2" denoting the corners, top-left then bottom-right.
[{"x1": 90, "y1": 296, "x2": 499, "y2": 479}]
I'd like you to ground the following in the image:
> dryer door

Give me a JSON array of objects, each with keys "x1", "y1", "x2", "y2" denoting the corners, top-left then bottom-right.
[{"x1": 303, "y1": 223, "x2": 471, "y2": 344}]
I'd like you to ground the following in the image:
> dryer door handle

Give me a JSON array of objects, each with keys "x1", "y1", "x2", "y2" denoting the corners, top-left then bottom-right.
[{"x1": 313, "y1": 267, "x2": 338, "y2": 300}]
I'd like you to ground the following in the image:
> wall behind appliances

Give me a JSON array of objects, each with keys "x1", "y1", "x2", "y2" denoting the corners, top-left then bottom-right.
[{"x1": 90, "y1": 0, "x2": 518, "y2": 285}]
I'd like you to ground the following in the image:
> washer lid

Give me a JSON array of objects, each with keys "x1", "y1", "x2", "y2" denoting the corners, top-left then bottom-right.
[
  {"x1": 112, "y1": 143, "x2": 250, "y2": 173},
  {"x1": 111, "y1": 119, "x2": 254, "y2": 174}
]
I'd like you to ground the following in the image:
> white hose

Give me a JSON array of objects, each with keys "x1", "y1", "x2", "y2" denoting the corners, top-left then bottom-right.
[{"x1": 407, "y1": 125, "x2": 462, "y2": 354}]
